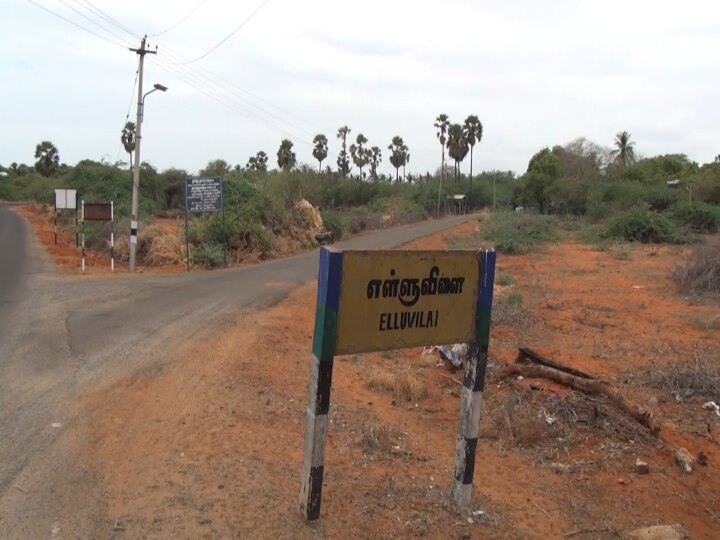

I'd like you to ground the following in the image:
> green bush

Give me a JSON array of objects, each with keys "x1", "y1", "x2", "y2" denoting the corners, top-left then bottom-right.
[
  {"x1": 486, "y1": 211, "x2": 559, "y2": 255},
  {"x1": 671, "y1": 202, "x2": 720, "y2": 233},
  {"x1": 193, "y1": 242, "x2": 225, "y2": 268},
  {"x1": 601, "y1": 207, "x2": 687, "y2": 243},
  {"x1": 321, "y1": 212, "x2": 347, "y2": 240}
]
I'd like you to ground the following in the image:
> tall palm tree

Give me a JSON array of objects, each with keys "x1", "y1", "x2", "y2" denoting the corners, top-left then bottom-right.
[
  {"x1": 401, "y1": 144, "x2": 410, "y2": 181},
  {"x1": 463, "y1": 115, "x2": 482, "y2": 205},
  {"x1": 336, "y1": 126, "x2": 351, "y2": 176},
  {"x1": 434, "y1": 114, "x2": 450, "y2": 215},
  {"x1": 277, "y1": 139, "x2": 296, "y2": 170},
  {"x1": 388, "y1": 136, "x2": 406, "y2": 183},
  {"x1": 447, "y1": 124, "x2": 468, "y2": 179},
  {"x1": 368, "y1": 146, "x2": 382, "y2": 180},
  {"x1": 611, "y1": 131, "x2": 636, "y2": 166},
  {"x1": 121, "y1": 122, "x2": 136, "y2": 171},
  {"x1": 349, "y1": 133, "x2": 369, "y2": 179},
  {"x1": 312, "y1": 134, "x2": 328, "y2": 173},
  {"x1": 34, "y1": 140, "x2": 60, "y2": 177}
]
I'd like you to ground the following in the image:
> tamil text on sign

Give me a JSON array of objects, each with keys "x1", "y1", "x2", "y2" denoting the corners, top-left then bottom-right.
[
  {"x1": 186, "y1": 176, "x2": 223, "y2": 213},
  {"x1": 335, "y1": 250, "x2": 479, "y2": 354}
]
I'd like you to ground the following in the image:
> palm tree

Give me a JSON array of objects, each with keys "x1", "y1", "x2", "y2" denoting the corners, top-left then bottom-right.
[
  {"x1": 611, "y1": 131, "x2": 636, "y2": 166},
  {"x1": 34, "y1": 140, "x2": 60, "y2": 177},
  {"x1": 401, "y1": 143, "x2": 410, "y2": 181},
  {"x1": 349, "y1": 133, "x2": 369, "y2": 179},
  {"x1": 247, "y1": 151, "x2": 268, "y2": 172},
  {"x1": 388, "y1": 136, "x2": 408, "y2": 183},
  {"x1": 368, "y1": 146, "x2": 382, "y2": 180},
  {"x1": 434, "y1": 114, "x2": 450, "y2": 215},
  {"x1": 121, "y1": 122, "x2": 136, "y2": 171},
  {"x1": 447, "y1": 124, "x2": 468, "y2": 179},
  {"x1": 336, "y1": 126, "x2": 351, "y2": 176},
  {"x1": 277, "y1": 139, "x2": 296, "y2": 170},
  {"x1": 463, "y1": 115, "x2": 482, "y2": 205},
  {"x1": 312, "y1": 134, "x2": 328, "y2": 173}
]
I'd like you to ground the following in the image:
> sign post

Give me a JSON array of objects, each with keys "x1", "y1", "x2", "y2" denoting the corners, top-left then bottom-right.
[
  {"x1": 80, "y1": 201, "x2": 114, "y2": 272},
  {"x1": 184, "y1": 176, "x2": 225, "y2": 271},
  {"x1": 299, "y1": 248, "x2": 496, "y2": 520},
  {"x1": 54, "y1": 189, "x2": 77, "y2": 245}
]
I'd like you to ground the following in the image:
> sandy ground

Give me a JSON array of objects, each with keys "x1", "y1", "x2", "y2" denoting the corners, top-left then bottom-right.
[
  {"x1": 67, "y1": 219, "x2": 720, "y2": 539},
  {"x1": 10, "y1": 204, "x2": 719, "y2": 537}
]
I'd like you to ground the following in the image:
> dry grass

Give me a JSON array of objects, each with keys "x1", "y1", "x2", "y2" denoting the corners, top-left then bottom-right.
[
  {"x1": 642, "y1": 352, "x2": 720, "y2": 402},
  {"x1": 674, "y1": 244, "x2": 720, "y2": 294},
  {"x1": 366, "y1": 370, "x2": 429, "y2": 402},
  {"x1": 483, "y1": 386, "x2": 657, "y2": 453},
  {"x1": 113, "y1": 224, "x2": 184, "y2": 266},
  {"x1": 355, "y1": 422, "x2": 403, "y2": 454}
]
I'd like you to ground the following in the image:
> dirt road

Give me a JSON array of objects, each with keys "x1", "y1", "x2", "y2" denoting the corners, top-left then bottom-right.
[{"x1": 0, "y1": 210, "x2": 477, "y2": 538}]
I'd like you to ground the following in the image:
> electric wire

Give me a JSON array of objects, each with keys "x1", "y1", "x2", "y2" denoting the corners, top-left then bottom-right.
[
  {"x1": 115, "y1": 68, "x2": 140, "y2": 163},
  {"x1": 154, "y1": 56, "x2": 312, "y2": 146},
  {"x1": 176, "y1": 0, "x2": 272, "y2": 65},
  {"x1": 76, "y1": 0, "x2": 139, "y2": 40},
  {"x1": 25, "y1": 0, "x2": 129, "y2": 48},
  {"x1": 59, "y1": 0, "x2": 131, "y2": 45},
  {"x1": 54, "y1": 0, "x2": 324, "y2": 138},
  {"x1": 150, "y1": 0, "x2": 209, "y2": 37},
  {"x1": 157, "y1": 44, "x2": 317, "y2": 140},
  {"x1": 37, "y1": 1, "x2": 321, "y2": 151},
  {"x1": 158, "y1": 41, "x2": 326, "y2": 135}
]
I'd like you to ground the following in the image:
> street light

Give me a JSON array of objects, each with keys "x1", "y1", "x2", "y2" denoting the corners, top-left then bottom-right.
[{"x1": 129, "y1": 82, "x2": 167, "y2": 272}]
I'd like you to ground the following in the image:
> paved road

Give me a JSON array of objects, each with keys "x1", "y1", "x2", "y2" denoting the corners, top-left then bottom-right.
[{"x1": 0, "y1": 207, "x2": 477, "y2": 537}]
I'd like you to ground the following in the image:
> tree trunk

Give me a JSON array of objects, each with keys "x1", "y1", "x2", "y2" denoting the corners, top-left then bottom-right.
[
  {"x1": 438, "y1": 146, "x2": 445, "y2": 217},
  {"x1": 395, "y1": 167, "x2": 399, "y2": 183},
  {"x1": 469, "y1": 146, "x2": 473, "y2": 210},
  {"x1": 497, "y1": 363, "x2": 660, "y2": 434},
  {"x1": 318, "y1": 160, "x2": 321, "y2": 173}
]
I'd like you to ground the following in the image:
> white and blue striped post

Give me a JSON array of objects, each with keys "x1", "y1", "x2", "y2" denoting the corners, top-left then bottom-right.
[
  {"x1": 299, "y1": 248, "x2": 344, "y2": 521},
  {"x1": 451, "y1": 249, "x2": 496, "y2": 508}
]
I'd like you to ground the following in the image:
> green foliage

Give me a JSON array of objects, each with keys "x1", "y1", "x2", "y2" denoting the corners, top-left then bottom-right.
[
  {"x1": 506, "y1": 292, "x2": 524, "y2": 305},
  {"x1": 497, "y1": 274, "x2": 515, "y2": 286},
  {"x1": 193, "y1": 242, "x2": 225, "y2": 268},
  {"x1": 601, "y1": 207, "x2": 692, "y2": 244},
  {"x1": 671, "y1": 202, "x2": 720, "y2": 233},
  {"x1": 486, "y1": 211, "x2": 559, "y2": 254},
  {"x1": 34, "y1": 141, "x2": 60, "y2": 177}
]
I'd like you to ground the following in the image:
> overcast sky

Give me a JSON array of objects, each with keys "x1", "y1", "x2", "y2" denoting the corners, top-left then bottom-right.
[{"x1": 2, "y1": 0, "x2": 719, "y2": 176}]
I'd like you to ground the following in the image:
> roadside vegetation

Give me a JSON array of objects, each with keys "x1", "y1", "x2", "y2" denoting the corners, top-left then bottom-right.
[{"x1": 1, "y1": 125, "x2": 718, "y2": 267}]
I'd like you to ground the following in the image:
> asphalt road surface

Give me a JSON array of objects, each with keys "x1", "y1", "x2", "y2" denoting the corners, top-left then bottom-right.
[{"x1": 0, "y1": 205, "x2": 477, "y2": 537}]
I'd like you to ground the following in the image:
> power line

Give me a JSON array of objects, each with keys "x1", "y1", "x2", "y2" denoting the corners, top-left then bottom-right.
[
  {"x1": 154, "y1": 56, "x2": 311, "y2": 146},
  {"x1": 115, "y1": 67, "x2": 140, "y2": 163},
  {"x1": 25, "y1": 0, "x2": 129, "y2": 48},
  {"x1": 159, "y1": 41, "x2": 326, "y2": 135},
  {"x1": 150, "y1": 0, "x2": 209, "y2": 37},
  {"x1": 158, "y1": 45, "x2": 317, "y2": 139},
  {"x1": 60, "y1": 0, "x2": 130, "y2": 45},
  {"x1": 76, "y1": 0, "x2": 138, "y2": 39},
  {"x1": 177, "y1": 0, "x2": 272, "y2": 65}
]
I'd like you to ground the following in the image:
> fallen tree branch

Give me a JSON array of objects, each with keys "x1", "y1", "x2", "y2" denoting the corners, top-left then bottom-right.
[
  {"x1": 497, "y1": 363, "x2": 660, "y2": 434},
  {"x1": 517, "y1": 347, "x2": 595, "y2": 379}
]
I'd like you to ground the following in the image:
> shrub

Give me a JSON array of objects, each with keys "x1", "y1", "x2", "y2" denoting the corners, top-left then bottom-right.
[
  {"x1": 674, "y1": 245, "x2": 720, "y2": 294},
  {"x1": 671, "y1": 202, "x2": 720, "y2": 233},
  {"x1": 602, "y1": 207, "x2": 676, "y2": 243},
  {"x1": 486, "y1": 211, "x2": 559, "y2": 254},
  {"x1": 193, "y1": 242, "x2": 225, "y2": 268},
  {"x1": 321, "y1": 212, "x2": 347, "y2": 240}
]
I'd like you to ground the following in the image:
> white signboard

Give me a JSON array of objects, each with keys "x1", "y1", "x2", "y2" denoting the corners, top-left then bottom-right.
[{"x1": 55, "y1": 189, "x2": 77, "y2": 210}]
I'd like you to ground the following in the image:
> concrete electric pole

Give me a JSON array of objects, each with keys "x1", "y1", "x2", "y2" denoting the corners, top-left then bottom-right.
[{"x1": 128, "y1": 36, "x2": 156, "y2": 272}]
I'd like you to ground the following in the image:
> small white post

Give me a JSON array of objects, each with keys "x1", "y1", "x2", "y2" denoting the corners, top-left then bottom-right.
[
  {"x1": 110, "y1": 201, "x2": 115, "y2": 272},
  {"x1": 81, "y1": 200, "x2": 85, "y2": 273}
]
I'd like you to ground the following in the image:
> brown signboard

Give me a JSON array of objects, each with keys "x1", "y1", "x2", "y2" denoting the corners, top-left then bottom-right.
[{"x1": 83, "y1": 203, "x2": 113, "y2": 222}]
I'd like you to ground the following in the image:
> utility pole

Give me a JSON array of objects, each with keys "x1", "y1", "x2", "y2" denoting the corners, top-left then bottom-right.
[{"x1": 128, "y1": 36, "x2": 156, "y2": 272}]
